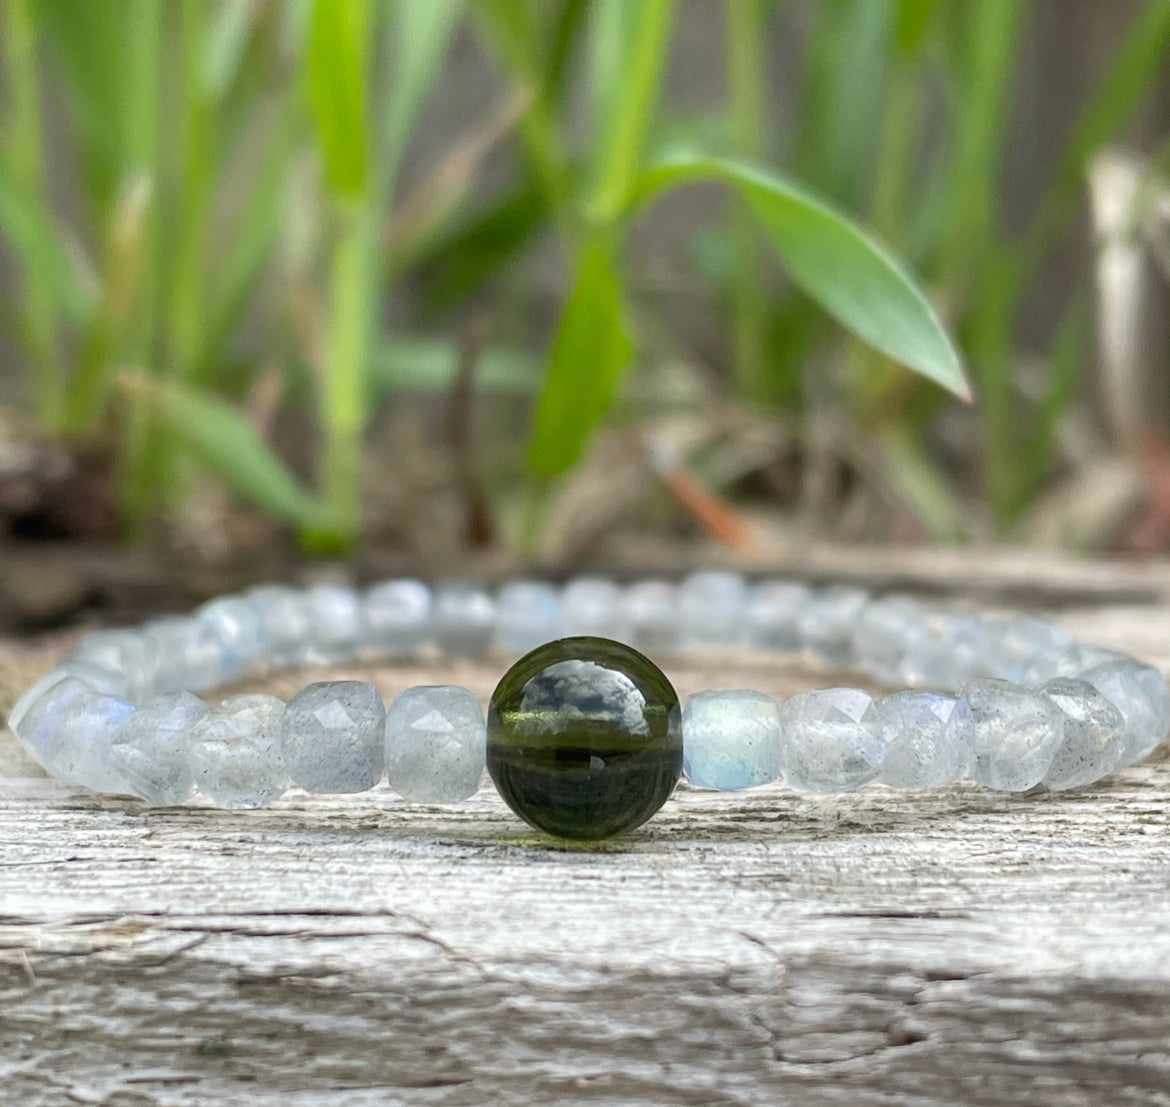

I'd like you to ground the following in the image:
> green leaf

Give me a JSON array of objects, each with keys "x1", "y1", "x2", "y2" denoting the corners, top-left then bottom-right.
[
  {"x1": 119, "y1": 373, "x2": 341, "y2": 535},
  {"x1": 633, "y1": 151, "x2": 969, "y2": 399},
  {"x1": 202, "y1": 0, "x2": 255, "y2": 101},
  {"x1": 527, "y1": 242, "x2": 633, "y2": 476},
  {"x1": 307, "y1": 0, "x2": 369, "y2": 198},
  {"x1": 895, "y1": 0, "x2": 940, "y2": 55},
  {"x1": 0, "y1": 147, "x2": 95, "y2": 326},
  {"x1": 369, "y1": 338, "x2": 542, "y2": 394}
]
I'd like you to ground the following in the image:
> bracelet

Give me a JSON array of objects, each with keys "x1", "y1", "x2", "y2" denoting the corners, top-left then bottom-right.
[{"x1": 6, "y1": 572, "x2": 1168, "y2": 842}]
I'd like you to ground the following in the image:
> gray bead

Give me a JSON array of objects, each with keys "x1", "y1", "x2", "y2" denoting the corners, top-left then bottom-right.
[
  {"x1": 283, "y1": 681, "x2": 386, "y2": 793},
  {"x1": 798, "y1": 586, "x2": 869, "y2": 666},
  {"x1": 108, "y1": 691, "x2": 209, "y2": 805},
  {"x1": 962, "y1": 678, "x2": 1065, "y2": 792},
  {"x1": 877, "y1": 691, "x2": 973, "y2": 788},
  {"x1": 560, "y1": 576, "x2": 626, "y2": 639},
  {"x1": 992, "y1": 614, "x2": 1075, "y2": 683},
  {"x1": 385, "y1": 685, "x2": 485, "y2": 802},
  {"x1": 187, "y1": 694, "x2": 288, "y2": 808},
  {"x1": 1052, "y1": 643, "x2": 1128, "y2": 680},
  {"x1": 432, "y1": 583, "x2": 496, "y2": 658},
  {"x1": 140, "y1": 617, "x2": 225, "y2": 696},
  {"x1": 678, "y1": 571, "x2": 748, "y2": 646},
  {"x1": 74, "y1": 630, "x2": 154, "y2": 701},
  {"x1": 623, "y1": 580, "x2": 680, "y2": 655},
  {"x1": 746, "y1": 581, "x2": 811, "y2": 652},
  {"x1": 247, "y1": 585, "x2": 312, "y2": 667},
  {"x1": 51, "y1": 692, "x2": 138, "y2": 793},
  {"x1": 7, "y1": 660, "x2": 128, "y2": 737},
  {"x1": 1081, "y1": 659, "x2": 1170, "y2": 765},
  {"x1": 1040, "y1": 678, "x2": 1127, "y2": 790},
  {"x1": 10, "y1": 675, "x2": 96, "y2": 779},
  {"x1": 852, "y1": 595, "x2": 924, "y2": 684},
  {"x1": 305, "y1": 585, "x2": 364, "y2": 664},
  {"x1": 899, "y1": 613, "x2": 996, "y2": 691},
  {"x1": 495, "y1": 580, "x2": 561, "y2": 653},
  {"x1": 365, "y1": 579, "x2": 431, "y2": 658},
  {"x1": 778, "y1": 687, "x2": 884, "y2": 793},
  {"x1": 683, "y1": 690, "x2": 782, "y2": 790}
]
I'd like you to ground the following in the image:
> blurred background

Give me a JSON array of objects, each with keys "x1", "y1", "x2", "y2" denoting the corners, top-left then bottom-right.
[{"x1": 1, "y1": 0, "x2": 1169, "y2": 629}]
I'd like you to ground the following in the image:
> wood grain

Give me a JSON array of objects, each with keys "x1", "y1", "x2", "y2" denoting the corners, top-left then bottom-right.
[{"x1": 1, "y1": 589, "x2": 1169, "y2": 1105}]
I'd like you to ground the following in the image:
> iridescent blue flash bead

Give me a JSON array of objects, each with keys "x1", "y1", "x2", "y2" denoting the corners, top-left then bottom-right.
[{"x1": 683, "y1": 690, "x2": 782, "y2": 790}]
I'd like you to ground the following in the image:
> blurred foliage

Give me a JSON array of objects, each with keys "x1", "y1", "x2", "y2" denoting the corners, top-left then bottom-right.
[{"x1": 0, "y1": 0, "x2": 1165, "y2": 551}]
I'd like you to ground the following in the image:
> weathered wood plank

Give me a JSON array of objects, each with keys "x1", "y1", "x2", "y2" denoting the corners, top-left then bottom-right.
[{"x1": 1, "y1": 596, "x2": 1169, "y2": 1105}]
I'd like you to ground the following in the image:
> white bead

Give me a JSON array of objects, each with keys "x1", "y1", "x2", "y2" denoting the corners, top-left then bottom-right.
[
  {"x1": 10, "y1": 675, "x2": 96, "y2": 779},
  {"x1": 247, "y1": 585, "x2": 312, "y2": 667},
  {"x1": 197, "y1": 596, "x2": 266, "y2": 680},
  {"x1": 962, "y1": 678, "x2": 1065, "y2": 792},
  {"x1": 1081, "y1": 659, "x2": 1170, "y2": 765},
  {"x1": 385, "y1": 685, "x2": 485, "y2": 802},
  {"x1": 560, "y1": 576, "x2": 625, "y2": 639},
  {"x1": 778, "y1": 688, "x2": 884, "y2": 792},
  {"x1": 1040, "y1": 678, "x2": 1126, "y2": 790},
  {"x1": 432, "y1": 583, "x2": 496, "y2": 658},
  {"x1": 187, "y1": 694, "x2": 288, "y2": 808},
  {"x1": 364, "y1": 579, "x2": 431, "y2": 658},
  {"x1": 623, "y1": 580, "x2": 680, "y2": 655},
  {"x1": 108, "y1": 691, "x2": 209, "y2": 805},
  {"x1": 283, "y1": 681, "x2": 386, "y2": 793},
  {"x1": 746, "y1": 581, "x2": 811, "y2": 652},
  {"x1": 51, "y1": 692, "x2": 138, "y2": 793},
  {"x1": 851, "y1": 595, "x2": 924, "y2": 684},
  {"x1": 678, "y1": 571, "x2": 748, "y2": 646},
  {"x1": 495, "y1": 580, "x2": 561, "y2": 653},
  {"x1": 683, "y1": 690, "x2": 782, "y2": 790},
  {"x1": 305, "y1": 585, "x2": 364, "y2": 664},
  {"x1": 876, "y1": 691, "x2": 973, "y2": 788},
  {"x1": 798, "y1": 586, "x2": 869, "y2": 666}
]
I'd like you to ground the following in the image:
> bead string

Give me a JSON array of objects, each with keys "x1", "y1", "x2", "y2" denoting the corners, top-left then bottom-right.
[{"x1": 6, "y1": 572, "x2": 1168, "y2": 815}]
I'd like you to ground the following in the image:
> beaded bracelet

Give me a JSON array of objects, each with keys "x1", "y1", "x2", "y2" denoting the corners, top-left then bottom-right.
[{"x1": 6, "y1": 572, "x2": 1168, "y2": 841}]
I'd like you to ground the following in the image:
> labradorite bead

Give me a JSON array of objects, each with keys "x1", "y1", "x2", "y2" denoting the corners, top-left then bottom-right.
[{"x1": 487, "y1": 636, "x2": 682, "y2": 840}]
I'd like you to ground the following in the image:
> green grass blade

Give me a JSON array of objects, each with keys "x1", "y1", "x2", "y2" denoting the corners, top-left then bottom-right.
[
  {"x1": 588, "y1": 0, "x2": 676, "y2": 222},
  {"x1": 118, "y1": 372, "x2": 341, "y2": 535},
  {"x1": 202, "y1": 0, "x2": 255, "y2": 101},
  {"x1": 370, "y1": 338, "x2": 541, "y2": 395},
  {"x1": 527, "y1": 241, "x2": 633, "y2": 476},
  {"x1": 307, "y1": 0, "x2": 370, "y2": 199},
  {"x1": 634, "y1": 152, "x2": 968, "y2": 398}
]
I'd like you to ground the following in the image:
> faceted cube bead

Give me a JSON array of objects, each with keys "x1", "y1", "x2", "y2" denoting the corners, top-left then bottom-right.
[
  {"x1": 283, "y1": 681, "x2": 386, "y2": 793},
  {"x1": 385, "y1": 685, "x2": 486, "y2": 802},
  {"x1": 1081, "y1": 659, "x2": 1170, "y2": 765},
  {"x1": 1052, "y1": 643, "x2": 1127, "y2": 680},
  {"x1": 141, "y1": 617, "x2": 225, "y2": 694},
  {"x1": 851, "y1": 596, "x2": 924, "y2": 684},
  {"x1": 899, "y1": 613, "x2": 995, "y2": 691},
  {"x1": 108, "y1": 691, "x2": 209, "y2": 805},
  {"x1": 495, "y1": 580, "x2": 562, "y2": 653},
  {"x1": 187, "y1": 694, "x2": 288, "y2": 809},
  {"x1": 798, "y1": 587, "x2": 869, "y2": 666},
  {"x1": 74, "y1": 630, "x2": 154, "y2": 702},
  {"x1": 10, "y1": 675, "x2": 97, "y2": 777},
  {"x1": 778, "y1": 688, "x2": 885, "y2": 793},
  {"x1": 52, "y1": 692, "x2": 138, "y2": 793},
  {"x1": 247, "y1": 585, "x2": 312, "y2": 667},
  {"x1": 678, "y1": 571, "x2": 748, "y2": 646},
  {"x1": 992, "y1": 614, "x2": 1075, "y2": 683},
  {"x1": 364, "y1": 579, "x2": 431, "y2": 659},
  {"x1": 560, "y1": 577, "x2": 626, "y2": 640},
  {"x1": 305, "y1": 585, "x2": 364, "y2": 664},
  {"x1": 487, "y1": 637, "x2": 682, "y2": 839},
  {"x1": 432, "y1": 583, "x2": 496, "y2": 658},
  {"x1": 7, "y1": 661, "x2": 127, "y2": 738},
  {"x1": 962, "y1": 678, "x2": 1065, "y2": 791},
  {"x1": 623, "y1": 580, "x2": 680, "y2": 655},
  {"x1": 876, "y1": 691, "x2": 973, "y2": 788},
  {"x1": 746, "y1": 581, "x2": 811, "y2": 652},
  {"x1": 683, "y1": 690, "x2": 782, "y2": 790},
  {"x1": 1040, "y1": 678, "x2": 1126, "y2": 790}
]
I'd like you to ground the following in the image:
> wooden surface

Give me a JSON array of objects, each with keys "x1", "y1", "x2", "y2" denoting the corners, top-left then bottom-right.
[{"x1": 2, "y1": 562, "x2": 1170, "y2": 1105}]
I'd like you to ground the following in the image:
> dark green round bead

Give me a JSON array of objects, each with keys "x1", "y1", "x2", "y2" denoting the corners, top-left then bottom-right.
[{"x1": 486, "y1": 636, "x2": 683, "y2": 840}]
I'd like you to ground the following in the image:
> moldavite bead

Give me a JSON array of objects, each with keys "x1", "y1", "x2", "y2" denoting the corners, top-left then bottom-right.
[
  {"x1": 283, "y1": 681, "x2": 386, "y2": 793},
  {"x1": 108, "y1": 691, "x2": 209, "y2": 805},
  {"x1": 496, "y1": 580, "x2": 562, "y2": 653},
  {"x1": 187, "y1": 693, "x2": 288, "y2": 808},
  {"x1": 678, "y1": 571, "x2": 747, "y2": 646},
  {"x1": 962, "y1": 678, "x2": 1065, "y2": 791},
  {"x1": 432, "y1": 582, "x2": 496, "y2": 658},
  {"x1": 778, "y1": 688, "x2": 884, "y2": 793},
  {"x1": 384, "y1": 685, "x2": 485, "y2": 802},
  {"x1": 876, "y1": 691, "x2": 973, "y2": 788},
  {"x1": 682, "y1": 690, "x2": 782, "y2": 790},
  {"x1": 1040, "y1": 678, "x2": 1126, "y2": 790},
  {"x1": 487, "y1": 636, "x2": 682, "y2": 840},
  {"x1": 365, "y1": 579, "x2": 431, "y2": 658}
]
